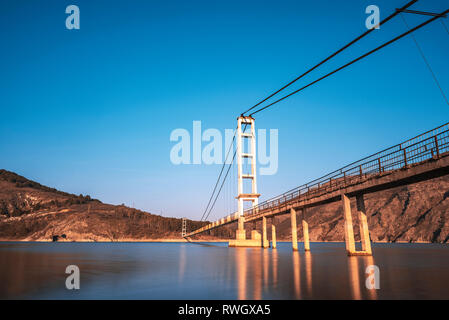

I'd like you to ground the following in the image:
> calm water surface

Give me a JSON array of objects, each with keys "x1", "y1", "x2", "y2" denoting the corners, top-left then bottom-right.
[{"x1": 1, "y1": 242, "x2": 448, "y2": 299}]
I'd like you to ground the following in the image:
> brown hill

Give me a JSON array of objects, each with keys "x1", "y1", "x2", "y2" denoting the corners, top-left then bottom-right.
[
  {"x1": 1, "y1": 169, "x2": 448, "y2": 243},
  {"x1": 0, "y1": 169, "x2": 232, "y2": 241}
]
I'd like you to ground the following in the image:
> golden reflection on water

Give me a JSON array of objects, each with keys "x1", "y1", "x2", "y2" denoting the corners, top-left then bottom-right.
[
  {"x1": 304, "y1": 251, "x2": 312, "y2": 296},
  {"x1": 235, "y1": 248, "x2": 247, "y2": 300},
  {"x1": 252, "y1": 249, "x2": 262, "y2": 300},
  {"x1": 233, "y1": 248, "x2": 310, "y2": 300},
  {"x1": 348, "y1": 256, "x2": 362, "y2": 300},
  {"x1": 263, "y1": 249, "x2": 269, "y2": 287},
  {"x1": 363, "y1": 255, "x2": 378, "y2": 300},
  {"x1": 292, "y1": 251, "x2": 301, "y2": 299},
  {"x1": 347, "y1": 255, "x2": 378, "y2": 300},
  {"x1": 234, "y1": 248, "x2": 277, "y2": 300},
  {"x1": 233, "y1": 247, "x2": 380, "y2": 300},
  {"x1": 3, "y1": 243, "x2": 449, "y2": 299},
  {"x1": 272, "y1": 249, "x2": 278, "y2": 285}
]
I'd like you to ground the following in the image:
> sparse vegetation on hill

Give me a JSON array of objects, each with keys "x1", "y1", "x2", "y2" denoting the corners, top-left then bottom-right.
[
  {"x1": 0, "y1": 169, "x2": 233, "y2": 241},
  {"x1": 0, "y1": 169, "x2": 98, "y2": 207},
  {"x1": 3, "y1": 168, "x2": 447, "y2": 243}
]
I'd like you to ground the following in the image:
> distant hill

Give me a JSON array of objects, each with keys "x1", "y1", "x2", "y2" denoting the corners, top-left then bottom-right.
[
  {"x1": 0, "y1": 169, "x2": 232, "y2": 241},
  {"x1": 1, "y1": 169, "x2": 448, "y2": 243}
]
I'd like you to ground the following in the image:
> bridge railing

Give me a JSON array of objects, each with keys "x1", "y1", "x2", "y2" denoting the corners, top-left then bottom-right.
[
  {"x1": 243, "y1": 122, "x2": 449, "y2": 218},
  {"x1": 187, "y1": 122, "x2": 449, "y2": 236}
]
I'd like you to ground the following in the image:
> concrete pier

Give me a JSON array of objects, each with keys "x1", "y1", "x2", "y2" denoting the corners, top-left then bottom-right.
[
  {"x1": 262, "y1": 216, "x2": 269, "y2": 248},
  {"x1": 271, "y1": 224, "x2": 277, "y2": 249},
  {"x1": 342, "y1": 193, "x2": 372, "y2": 256},
  {"x1": 356, "y1": 194, "x2": 372, "y2": 255},
  {"x1": 229, "y1": 229, "x2": 262, "y2": 247},
  {"x1": 342, "y1": 194, "x2": 356, "y2": 254},
  {"x1": 302, "y1": 219, "x2": 310, "y2": 251},
  {"x1": 229, "y1": 216, "x2": 263, "y2": 247},
  {"x1": 236, "y1": 216, "x2": 246, "y2": 240},
  {"x1": 251, "y1": 230, "x2": 261, "y2": 241},
  {"x1": 290, "y1": 208, "x2": 298, "y2": 251}
]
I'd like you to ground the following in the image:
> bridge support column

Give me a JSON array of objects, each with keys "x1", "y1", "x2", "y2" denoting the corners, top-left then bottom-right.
[
  {"x1": 356, "y1": 195, "x2": 372, "y2": 255},
  {"x1": 290, "y1": 208, "x2": 298, "y2": 251},
  {"x1": 271, "y1": 224, "x2": 277, "y2": 249},
  {"x1": 302, "y1": 219, "x2": 310, "y2": 251},
  {"x1": 342, "y1": 194, "x2": 356, "y2": 255},
  {"x1": 236, "y1": 216, "x2": 246, "y2": 240},
  {"x1": 262, "y1": 217, "x2": 269, "y2": 248},
  {"x1": 342, "y1": 194, "x2": 372, "y2": 256},
  {"x1": 251, "y1": 230, "x2": 261, "y2": 242}
]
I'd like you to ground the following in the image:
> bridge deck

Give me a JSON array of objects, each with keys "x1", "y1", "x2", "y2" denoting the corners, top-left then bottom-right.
[
  {"x1": 244, "y1": 154, "x2": 449, "y2": 223},
  {"x1": 186, "y1": 123, "x2": 449, "y2": 237}
]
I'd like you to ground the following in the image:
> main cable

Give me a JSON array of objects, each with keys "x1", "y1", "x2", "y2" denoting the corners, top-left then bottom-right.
[
  {"x1": 249, "y1": 8, "x2": 449, "y2": 116},
  {"x1": 241, "y1": 0, "x2": 419, "y2": 116},
  {"x1": 201, "y1": 0, "x2": 420, "y2": 222}
]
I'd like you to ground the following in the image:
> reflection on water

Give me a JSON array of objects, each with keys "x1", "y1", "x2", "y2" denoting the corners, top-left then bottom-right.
[
  {"x1": 347, "y1": 255, "x2": 378, "y2": 300},
  {"x1": 305, "y1": 251, "x2": 312, "y2": 296},
  {"x1": 272, "y1": 249, "x2": 278, "y2": 285},
  {"x1": 348, "y1": 257, "x2": 361, "y2": 300},
  {"x1": 235, "y1": 248, "x2": 247, "y2": 300},
  {"x1": 363, "y1": 256, "x2": 378, "y2": 300},
  {"x1": 178, "y1": 244, "x2": 186, "y2": 283},
  {"x1": 252, "y1": 248, "x2": 262, "y2": 300},
  {"x1": 263, "y1": 249, "x2": 269, "y2": 288},
  {"x1": 1, "y1": 242, "x2": 449, "y2": 299},
  {"x1": 292, "y1": 251, "x2": 301, "y2": 299}
]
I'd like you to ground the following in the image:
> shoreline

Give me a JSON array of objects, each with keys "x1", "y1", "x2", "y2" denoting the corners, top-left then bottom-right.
[{"x1": 0, "y1": 239, "x2": 440, "y2": 244}]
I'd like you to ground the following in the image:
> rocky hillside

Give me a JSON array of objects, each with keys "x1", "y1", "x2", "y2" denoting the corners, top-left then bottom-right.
[
  {"x1": 1, "y1": 169, "x2": 448, "y2": 243},
  {"x1": 0, "y1": 169, "x2": 232, "y2": 241}
]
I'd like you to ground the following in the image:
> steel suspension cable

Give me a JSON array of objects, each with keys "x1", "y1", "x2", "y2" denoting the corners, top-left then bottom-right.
[
  {"x1": 240, "y1": 0, "x2": 419, "y2": 116},
  {"x1": 202, "y1": 123, "x2": 249, "y2": 222},
  {"x1": 201, "y1": 0, "x2": 421, "y2": 223},
  {"x1": 202, "y1": 151, "x2": 237, "y2": 222},
  {"x1": 441, "y1": 19, "x2": 449, "y2": 36},
  {"x1": 400, "y1": 13, "x2": 449, "y2": 106},
  {"x1": 200, "y1": 128, "x2": 237, "y2": 221},
  {"x1": 249, "y1": 8, "x2": 449, "y2": 117}
]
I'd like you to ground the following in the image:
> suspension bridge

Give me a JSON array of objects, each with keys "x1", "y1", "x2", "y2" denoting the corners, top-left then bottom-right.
[{"x1": 183, "y1": 0, "x2": 449, "y2": 256}]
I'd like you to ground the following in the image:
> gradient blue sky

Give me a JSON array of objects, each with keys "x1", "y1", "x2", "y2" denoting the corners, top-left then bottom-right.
[{"x1": 1, "y1": 0, "x2": 448, "y2": 220}]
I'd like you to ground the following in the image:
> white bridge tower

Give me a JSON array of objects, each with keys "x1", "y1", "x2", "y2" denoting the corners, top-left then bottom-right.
[
  {"x1": 181, "y1": 217, "x2": 187, "y2": 238},
  {"x1": 235, "y1": 116, "x2": 260, "y2": 240}
]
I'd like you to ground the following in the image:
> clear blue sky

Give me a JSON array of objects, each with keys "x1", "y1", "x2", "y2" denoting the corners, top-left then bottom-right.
[{"x1": 1, "y1": 0, "x2": 448, "y2": 220}]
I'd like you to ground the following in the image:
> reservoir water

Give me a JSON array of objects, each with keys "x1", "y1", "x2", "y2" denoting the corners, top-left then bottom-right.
[{"x1": 1, "y1": 242, "x2": 448, "y2": 299}]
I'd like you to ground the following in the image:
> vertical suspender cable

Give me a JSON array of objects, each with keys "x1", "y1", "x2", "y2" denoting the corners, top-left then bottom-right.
[{"x1": 400, "y1": 13, "x2": 449, "y2": 106}]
